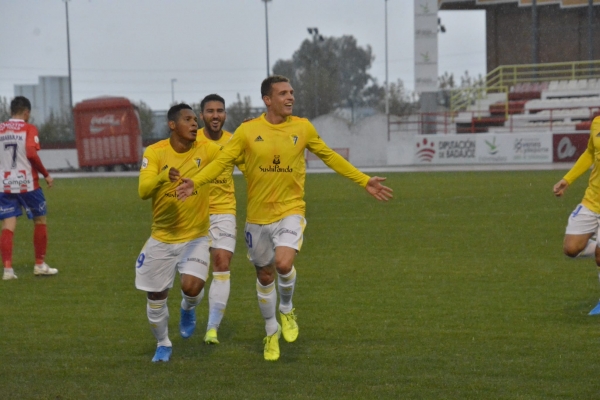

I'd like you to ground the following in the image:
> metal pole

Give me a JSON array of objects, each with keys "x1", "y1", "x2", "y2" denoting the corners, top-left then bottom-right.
[
  {"x1": 385, "y1": 0, "x2": 389, "y2": 116},
  {"x1": 385, "y1": 0, "x2": 390, "y2": 141},
  {"x1": 314, "y1": 32, "x2": 317, "y2": 118},
  {"x1": 64, "y1": 0, "x2": 73, "y2": 112},
  {"x1": 263, "y1": 0, "x2": 271, "y2": 77},
  {"x1": 171, "y1": 79, "x2": 177, "y2": 104}
]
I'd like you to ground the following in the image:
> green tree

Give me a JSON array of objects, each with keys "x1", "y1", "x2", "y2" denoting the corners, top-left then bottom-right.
[
  {"x1": 134, "y1": 100, "x2": 155, "y2": 139},
  {"x1": 0, "y1": 97, "x2": 10, "y2": 122},
  {"x1": 223, "y1": 93, "x2": 253, "y2": 132},
  {"x1": 38, "y1": 111, "x2": 73, "y2": 144},
  {"x1": 189, "y1": 101, "x2": 204, "y2": 129},
  {"x1": 438, "y1": 70, "x2": 485, "y2": 110},
  {"x1": 272, "y1": 34, "x2": 375, "y2": 119},
  {"x1": 386, "y1": 79, "x2": 419, "y2": 116},
  {"x1": 358, "y1": 79, "x2": 418, "y2": 117}
]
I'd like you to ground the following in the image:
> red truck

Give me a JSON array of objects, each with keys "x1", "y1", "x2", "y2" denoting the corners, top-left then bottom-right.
[{"x1": 73, "y1": 97, "x2": 142, "y2": 171}]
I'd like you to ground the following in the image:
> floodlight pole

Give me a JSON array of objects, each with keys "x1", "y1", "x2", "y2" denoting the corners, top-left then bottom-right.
[
  {"x1": 263, "y1": 0, "x2": 272, "y2": 77},
  {"x1": 308, "y1": 27, "x2": 323, "y2": 118},
  {"x1": 171, "y1": 79, "x2": 177, "y2": 104},
  {"x1": 64, "y1": 0, "x2": 73, "y2": 113},
  {"x1": 385, "y1": 0, "x2": 390, "y2": 141}
]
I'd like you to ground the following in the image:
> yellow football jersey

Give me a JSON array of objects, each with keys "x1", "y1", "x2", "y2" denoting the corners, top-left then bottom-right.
[
  {"x1": 139, "y1": 137, "x2": 222, "y2": 243},
  {"x1": 197, "y1": 128, "x2": 244, "y2": 215},
  {"x1": 564, "y1": 116, "x2": 600, "y2": 213},
  {"x1": 190, "y1": 114, "x2": 370, "y2": 224}
]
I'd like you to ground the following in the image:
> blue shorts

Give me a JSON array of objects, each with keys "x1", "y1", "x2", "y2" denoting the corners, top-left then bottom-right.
[{"x1": 0, "y1": 188, "x2": 47, "y2": 220}]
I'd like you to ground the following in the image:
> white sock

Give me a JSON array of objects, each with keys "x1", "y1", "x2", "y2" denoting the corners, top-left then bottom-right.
[
  {"x1": 256, "y1": 280, "x2": 278, "y2": 336},
  {"x1": 147, "y1": 298, "x2": 172, "y2": 347},
  {"x1": 207, "y1": 271, "x2": 230, "y2": 331},
  {"x1": 278, "y1": 266, "x2": 296, "y2": 314},
  {"x1": 577, "y1": 240, "x2": 597, "y2": 258},
  {"x1": 180, "y1": 288, "x2": 204, "y2": 311}
]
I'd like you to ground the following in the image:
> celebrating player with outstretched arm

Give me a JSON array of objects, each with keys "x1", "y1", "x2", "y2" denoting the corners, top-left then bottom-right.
[
  {"x1": 553, "y1": 116, "x2": 600, "y2": 315},
  {"x1": 135, "y1": 103, "x2": 221, "y2": 362},
  {"x1": 177, "y1": 75, "x2": 393, "y2": 361}
]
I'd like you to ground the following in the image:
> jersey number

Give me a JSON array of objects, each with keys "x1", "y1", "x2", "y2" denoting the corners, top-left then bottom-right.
[
  {"x1": 245, "y1": 232, "x2": 253, "y2": 249},
  {"x1": 136, "y1": 253, "x2": 146, "y2": 269},
  {"x1": 4, "y1": 143, "x2": 17, "y2": 168},
  {"x1": 571, "y1": 205, "x2": 583, "y2": 218}
]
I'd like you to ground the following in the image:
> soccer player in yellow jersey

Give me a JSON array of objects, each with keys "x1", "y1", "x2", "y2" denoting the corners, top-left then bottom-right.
[
  {"x1": 197, "y1": 94, "x2": 244, "y2": 344},
  {"x1": 553, "y1": 116, "x2": 600, "y2": 315},
  {"x1": 136, "y1": 103, "x2": 221, "y2": 362},
  {"x1": 177, "y1": 75, "x2": 393, "y2": 361}
]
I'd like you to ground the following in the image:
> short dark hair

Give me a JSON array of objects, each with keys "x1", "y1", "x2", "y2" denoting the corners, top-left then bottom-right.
[
  {"x1": 10, "y1": 96, "x2": 32, "y2": 116},
  {"x1": 261, "y1": 75, "x2": 290, "y2": 97},
  {"x1": 200, "y1": 94, "x2": 225, "y2": 112},
  {"x1": 167, "y1": 103, "x2": 193, "y2": 122}
]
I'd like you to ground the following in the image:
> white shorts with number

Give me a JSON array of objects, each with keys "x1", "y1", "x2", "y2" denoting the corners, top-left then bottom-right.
[
  {"x1": 565, "y1": 204, "x2": 600, "y2": 238},
  {"x1": 135, "y1": 236, "x2": 210, "y2": 292},
  {"x1": 244, "y1": 215, "x2": 306, "y2": 267},
  {"x1": 209, "y1": 214, "x2": 236, "y2": 253}
]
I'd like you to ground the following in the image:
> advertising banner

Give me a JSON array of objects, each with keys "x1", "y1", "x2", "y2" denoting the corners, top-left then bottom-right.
[
  {"x1": 552, "y1": 133, "x2": 588, "y2": 162},
  {"x1": 414, "y1": 133, "x2": 553, "y2": 164}
]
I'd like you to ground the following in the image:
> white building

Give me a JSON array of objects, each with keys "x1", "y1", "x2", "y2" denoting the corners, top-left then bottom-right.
[{"x1": 14, "y1": 76, "x2": 70, "y2": 125}]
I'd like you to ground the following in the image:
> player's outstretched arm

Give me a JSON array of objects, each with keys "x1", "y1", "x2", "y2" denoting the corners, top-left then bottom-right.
[
  {"x1": 176, "y1": 178, "x2": 194, "y2": 201},
  {"x1": 553, "y1": 179, "x2": 569, "y2": 197},
  {"x1": 365, "y1": 176, "x2": 393, "y2": 201}
]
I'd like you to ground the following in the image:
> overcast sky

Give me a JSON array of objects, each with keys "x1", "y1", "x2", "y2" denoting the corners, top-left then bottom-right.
[{"x1": 0, "y1": 0, "x2": 486, "y2": 111}]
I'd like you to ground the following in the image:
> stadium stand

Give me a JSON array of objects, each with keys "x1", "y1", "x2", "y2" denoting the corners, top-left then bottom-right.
[
  {"x1": 449, "y1": 58, "x2": 600, "y2": 135},
  {"x1": 434, "y1": 0, "x2": 600, "y2": 136}
]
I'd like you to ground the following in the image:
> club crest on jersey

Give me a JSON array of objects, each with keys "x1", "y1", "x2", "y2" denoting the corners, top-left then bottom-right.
[
  {"x1": 194, "y1": 158, "x2": 202, "y2": 168},
  {"x1": 273, "y1": 155, "x2": 280, "y2": 165},
  {"x1": 255, "y1": 135, "x2": 264, "y2": 142},
  {"x1": 291, "y1": 135, "x2": 298, "y2": 145}
]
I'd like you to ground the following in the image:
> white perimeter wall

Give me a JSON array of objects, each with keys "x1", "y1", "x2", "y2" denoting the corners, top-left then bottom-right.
[
  {"x1": 39, "y1": 149, "x2": 79, "y2": 170},
  {"x1": 311, "y1": 113, "x2": 413, "y2": 167},
  {"x1": 39, "y1": 113, "x2": 554, "y2": 170}
]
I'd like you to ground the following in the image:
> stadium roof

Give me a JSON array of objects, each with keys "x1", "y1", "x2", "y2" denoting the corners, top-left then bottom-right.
[{"x1": 439, "y1": 0, "x2": 600, "y2": 8}]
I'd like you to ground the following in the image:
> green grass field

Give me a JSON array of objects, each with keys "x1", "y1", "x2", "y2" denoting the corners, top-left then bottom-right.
[{"x1": 1, "y1": 170, "x2": 599, "y2": 399}]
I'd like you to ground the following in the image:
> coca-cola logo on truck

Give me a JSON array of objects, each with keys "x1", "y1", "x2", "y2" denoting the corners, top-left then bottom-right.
[{"x1": 90, "y1": 114, "x2": 121, "y2": 134}]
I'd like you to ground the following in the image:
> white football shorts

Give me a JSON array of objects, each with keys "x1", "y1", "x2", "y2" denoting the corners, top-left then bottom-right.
[
  {"x1": 209, "y1": 214, "x2": 237, "y2": 253},
  {"x1": 244, "y1": 214, "x2": 306, "y2": 267},
  {"x1": 565, "y1": 204, "x2": 600, "y2": 238},
  {"x1": 135, "y1": 236, "x2": 210, "y2": 292}
]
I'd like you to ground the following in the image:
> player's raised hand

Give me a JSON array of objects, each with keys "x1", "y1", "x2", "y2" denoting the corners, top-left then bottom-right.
[
  {"x1": 553, "y1": 179, "x2": 569, "y2": 197},
  {"x1": 169, "y1": 167, "x2": 181, "y2": 183},
  {"x1": 45, "y1": 175, "x2": 53, "y2": 189},
  {"x1": 365, "y1": 176, "x2": 393, "y2": 201},
  {"x1": 176, "y1": 178, "x2": 194, "y2": 201}
]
